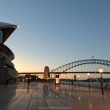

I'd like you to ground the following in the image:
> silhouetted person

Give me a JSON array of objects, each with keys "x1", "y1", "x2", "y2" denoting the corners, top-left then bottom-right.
[
  {"x1": 105, "y1": 83, "x2": 108, "y2": 89},
  {"x1": 5, "y1": 79, "x2": 8, "y2": 88},
  {"x1": 27, "y1": 78, "x2": 30, "y2": 88}
]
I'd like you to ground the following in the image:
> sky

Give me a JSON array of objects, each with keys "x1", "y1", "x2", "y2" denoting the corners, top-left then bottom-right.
[{"x1": 0, "y1": 0, "x2": 110, "y2": 72}]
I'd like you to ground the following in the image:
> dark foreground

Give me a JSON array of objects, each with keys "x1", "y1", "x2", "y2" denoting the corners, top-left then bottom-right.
[{"x1": 0, "y1": 82, "x2": 110, "y2": 110}]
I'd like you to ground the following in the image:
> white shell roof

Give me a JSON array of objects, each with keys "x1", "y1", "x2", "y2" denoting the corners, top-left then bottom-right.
[
  {"x1": 0, "y1": 22, "x2": 17, "y2": 43},
  {"x1": 0, "y1": 22, "x2": 17, "y2": 29}
]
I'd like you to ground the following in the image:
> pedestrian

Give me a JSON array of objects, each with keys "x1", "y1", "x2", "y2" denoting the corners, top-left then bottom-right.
[
  {"x1": 105, "y1": 83, "x2": 108, "y2": 89},
  {"x1": 5, "y1": 79, "x2": 8, "y2": 88},
  {"x1": 27, "y1": 78, "x2": 30, "y2": 88}
]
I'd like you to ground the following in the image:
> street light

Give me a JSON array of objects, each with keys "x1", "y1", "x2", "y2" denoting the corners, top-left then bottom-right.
[
  {"x1": 98, "y1": 68, "x2": 104, "y2": 95},
  {"x1": 77, "y1": 75, "x2": 80, "y2": 87},
  {"x1": 78, "y1": 75, "x2": 80, "y2": 78},
  {"x1": 55, "y1": 74, "x2": 60, "y2": 85},
  {"x1": 87, "y1": 73, "x2": 90, "y2": 91}
]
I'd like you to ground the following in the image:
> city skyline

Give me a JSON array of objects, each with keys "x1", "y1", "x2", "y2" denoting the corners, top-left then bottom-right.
[{"x1": 0, "y1": 0, "x2": 110, "y2": 72}]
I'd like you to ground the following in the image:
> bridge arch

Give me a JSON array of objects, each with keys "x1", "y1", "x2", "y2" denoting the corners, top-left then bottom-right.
[{"x1": 51, "y1": 59, "x2": 110, "y2": 73}]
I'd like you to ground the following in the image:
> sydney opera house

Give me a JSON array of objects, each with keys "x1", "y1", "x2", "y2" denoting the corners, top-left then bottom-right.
[{"x1": 0, "y1": 22, "x2": 18, "y2": 83}]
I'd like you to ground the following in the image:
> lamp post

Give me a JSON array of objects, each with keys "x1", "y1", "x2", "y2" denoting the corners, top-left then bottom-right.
[
  {"x1": 87, "y1": 73, "x2": 90, "y2": 91},
  {"x1": 72, "y1": 77, "x2": 74, "y2": 85},
  {"x1": 77, "y1": 75, "x2": 80, "y2": 87},
  {"x1": 98, "y1": 69, "x2": 104, "y2": 95},
  {"x1": 55, "y1": 74, "x2": 59, "y2": 85}
]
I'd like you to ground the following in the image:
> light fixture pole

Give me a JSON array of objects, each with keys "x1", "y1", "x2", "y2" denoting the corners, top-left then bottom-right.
[
  {"x1": 87, "y1": 73, "x2": 90, "y2": 91},
  {"x1": 77, "y1": 75, "x2": 80, "y2": 87},
  {"x1": 98, "y1": 69, "x2": 104, "y2": 95}
]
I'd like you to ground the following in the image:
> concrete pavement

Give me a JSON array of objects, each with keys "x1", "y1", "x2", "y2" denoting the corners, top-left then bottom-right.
[{"x1": 0, "y1": 82, "x2": 110, "y2": 110}]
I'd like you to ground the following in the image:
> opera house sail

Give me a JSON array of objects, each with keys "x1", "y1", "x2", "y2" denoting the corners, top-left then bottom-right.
[{"x1": 0, "y1": 22, "x2": 17, "y2": 83}]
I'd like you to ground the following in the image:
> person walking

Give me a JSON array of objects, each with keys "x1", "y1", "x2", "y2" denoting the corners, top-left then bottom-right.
[
  {"x1": 27, "y1": 78, "x2": 30, "y2": 88},
  {"x1": 5, "y1": 79, "x2": 8, "y2": 88}
]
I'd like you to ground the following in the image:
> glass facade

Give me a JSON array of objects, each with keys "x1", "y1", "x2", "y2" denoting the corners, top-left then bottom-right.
[{"x1": 0, "y1": 30, "x2": 3, "y2": 43}]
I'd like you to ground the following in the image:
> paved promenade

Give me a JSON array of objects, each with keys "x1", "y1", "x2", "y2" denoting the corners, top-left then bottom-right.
[{"x1": 0, "y1": 82, "x2": 110, "y2": 110}]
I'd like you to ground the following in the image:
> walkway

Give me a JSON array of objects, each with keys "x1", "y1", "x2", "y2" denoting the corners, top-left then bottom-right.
[{"x1": 0, "y1": 82, "x2": 110, "y2": 110}]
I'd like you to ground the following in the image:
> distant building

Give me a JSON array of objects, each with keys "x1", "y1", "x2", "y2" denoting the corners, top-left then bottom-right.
[{"x1": 0, "y1": 22, "x2": 17, "y2": 83}]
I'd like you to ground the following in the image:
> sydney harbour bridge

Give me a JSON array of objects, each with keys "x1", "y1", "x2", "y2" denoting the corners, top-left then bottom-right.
[{"x1": 18, "y1": 58, "x2": 110, "y2": 79}]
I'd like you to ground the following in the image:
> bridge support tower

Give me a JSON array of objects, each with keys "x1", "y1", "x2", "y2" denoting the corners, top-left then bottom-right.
[{"x1": 43, "y1": 66, "x2": 50, "y2": 80}]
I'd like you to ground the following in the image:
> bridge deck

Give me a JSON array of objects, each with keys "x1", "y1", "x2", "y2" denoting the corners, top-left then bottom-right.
[
  {"x1": 18, "y1": 72, "x2": 110, "y2": 75},
  {"x1": 0, "y1": 82, "x2": 110, "y2": 110}
]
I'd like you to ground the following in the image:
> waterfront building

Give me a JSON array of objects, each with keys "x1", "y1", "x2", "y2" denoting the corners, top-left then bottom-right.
[{"x1": 0, "y1": 22, "x2": 17, "y2": 83}]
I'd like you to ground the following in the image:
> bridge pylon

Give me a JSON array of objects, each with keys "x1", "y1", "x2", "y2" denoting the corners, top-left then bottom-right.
[{"x1": 43, "y1": 66, "x2": 50, "y2": 80}]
